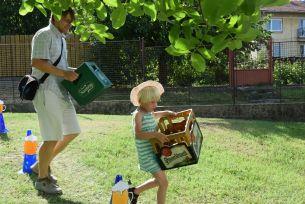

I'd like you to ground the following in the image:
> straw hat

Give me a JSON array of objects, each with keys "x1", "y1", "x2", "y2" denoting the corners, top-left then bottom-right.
[{"x1": 130, "y1": 80, "x2": 164, "y2": 106}]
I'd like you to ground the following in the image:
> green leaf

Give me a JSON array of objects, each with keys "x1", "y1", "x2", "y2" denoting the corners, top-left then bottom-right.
[
  {"x1": 73, "y1": 20, "x2": 81, "y2": 27},
  {"x1": 143, "y1": 2, "x2": 157, "y2": 21},
  {"x1": 73, "y1": 0, "x2": 81, "y2": 6},
  {"x1": 19, "y1": 0, "x2": 35, "y2": 15},
  {"x1": 169, "y1": 25, "x2": 180, "y2": 44},
  {"x1": 181, "y1": 19, "x2": 194, "y2": 26},
  {"x1": 19, "y1": 4, "x2": 28, "y2": 16},
  {"x1": 211, "y1": 35, "x2": 228, "y2": 53},
  {"x1": 110, "y1": 5, "x2": 127, "y2": 29},
  {"x1": 174, "y1": 38, "x2": 195, "y2": 51},
  {"x1": 35, "y1": 3, "x2": 47, "y2": 17},
  {"x1": 90, "y1": 23, "x2": 108, "y2": 33},
  {"x1": 157, "y1": 12, "x2": 168, "y2": 21},
  {"x1": 202, "y1": 0, "x2": 243, "y2": 23},
  {"x1": 211, "y1": 34, "x2": 228, "y2": 45},
  {"x1": 228, "y1": 40, "x2": 242, "y2": 50},
  {"x1": 53, "y1": 13, "x2": 62, "y2": 21},
  {"x1": 186, "y1": 10, "x2": 200, "y2": 18},
  {"x1": 165, "y1": 45, "x2": 189, "y2": 56},
  {"x1": 96, "y1": 3, "x2": 107, "y2": 20},
  {"x1": 173, "y1": 11, "x2": 186, "y2": 21},
  {"x1": 240, "y1": 0, "x2": 257, "y2": 15},
  {"x1": 237, "y1": 28, "x2": 258, "y2": 41},
  {"x1": 211, "y1": 43, "x2": 228, "y2": 53},
  {"x1": 80, "y1": 31, "x2": 91, "y2": 41},
  {"x1": 93, "y1": 33, "x2": 106, "y2": 44},
  {"x1": 183, "y1": 25, "x2": 192, "y2": 39},
  {"x1": 43, "y1": 0, "x2": 52, "y2": 9},
  {"x1": 24, "y1": 0, "x2": 35, "y2": 11},
  {"x1": 60, "y1": 0, "x2": 71, "y2": 10},
  {"x1": 104, "y1": 0, "x2": 119, "y2": 7},
  {"x1": 227, "y1": 15, "x2": 240, "y2": 29},
  {"x1": 103, "y1": 32, "x2": 114, "y2": 39},
  {"x1": 74, "y1": 25, "x2": 86, "y2": 35},
  {"x1": 165, "y1": 0, "x2": 177, "y2": 10},
  {"x1": 191, "y1": 52, "x2": 206, "y2": 72},
  {"x1": 189, "y1": 37, "x2": 200, "y2": 47},
  {"x1": 50, "y1": 3, "x2": 63, "y2": 21},
  {"x1": 234, "y1": 14, "x2": 253, "y2": 33},
  {"x1": 198, "y1": 47, "x2": 214, "y2": 60},
  {"x1": 129, "y1": 3, "x2": 144, "y2": 17},
  {"x1": 196, "y1": 30, "x2": 204, "y2": 40}
]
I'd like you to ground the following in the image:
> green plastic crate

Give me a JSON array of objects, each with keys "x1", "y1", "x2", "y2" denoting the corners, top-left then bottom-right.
[{"x1": 61, "y1": 62, "x2": 112, "y2": 106}]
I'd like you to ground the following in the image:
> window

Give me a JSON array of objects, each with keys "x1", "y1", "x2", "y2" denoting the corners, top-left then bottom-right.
[
  {"x1": 301, "y1": 45, "x2": 305, "y2": 57},
  {"x1": 267, "y1": 19, "x2": 283, "y2": 32},
  {"x1": 299, "y1": 19, "x2": 305, "y2": 28},
  {"x1": 299, "y1": 19, "x2": 305, "y2": 37},
  {"x1": 273, "y1": 43, "x2": 281, "y2": 57}
]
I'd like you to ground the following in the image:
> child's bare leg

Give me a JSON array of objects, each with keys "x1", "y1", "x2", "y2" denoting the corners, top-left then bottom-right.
[
  {"x1": 153, "y1": 171, "x2": 168, "y2": 204},
  {"x1": 134, "y1": 178, "x2": 158, "y2": 195}
]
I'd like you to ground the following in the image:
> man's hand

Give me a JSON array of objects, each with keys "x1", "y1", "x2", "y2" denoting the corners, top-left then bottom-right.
[{"x1": 63, "y1": 70, "x2": 79, "y2": 82}]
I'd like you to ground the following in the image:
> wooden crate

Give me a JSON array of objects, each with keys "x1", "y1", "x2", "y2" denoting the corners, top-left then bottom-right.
[{"x1": 150, "y1": 109, "x2": 203, "y2": 170}]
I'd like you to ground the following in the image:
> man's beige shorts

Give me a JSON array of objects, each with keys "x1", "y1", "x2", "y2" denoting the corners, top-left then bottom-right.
[{"x1": 33, "y1": 89, "x2": 81, "y2": 141}]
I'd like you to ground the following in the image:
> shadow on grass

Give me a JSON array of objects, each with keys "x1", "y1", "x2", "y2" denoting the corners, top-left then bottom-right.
[
  {"x1": 28, "y1": 174, "x2": 83, "y2": 204},
  {"x1": 42, "y1": 195, "x2": 84, "y2": 204},
  {"x1": 0, "y1": 133, "x2": 9, "y2": 141},
  {"x1": 78, "y1": 115, "x2": 94, "y2": 121},
  {"x1": 200, "y1": 119, "x2": 305, "y2": 140}
]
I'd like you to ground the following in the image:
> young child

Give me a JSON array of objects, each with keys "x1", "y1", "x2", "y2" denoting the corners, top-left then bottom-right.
[{"x1": 129, "y1": 80, "x2": 177, "y2": 204}]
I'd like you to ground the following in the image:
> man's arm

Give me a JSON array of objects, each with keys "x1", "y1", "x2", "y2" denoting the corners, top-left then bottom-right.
[{"x1": 32, "y1": 59, "x2": 78, "y2": 82}]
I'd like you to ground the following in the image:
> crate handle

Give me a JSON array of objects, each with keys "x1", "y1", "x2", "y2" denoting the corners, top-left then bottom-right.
[
  {"x1": 91, "y1": 64, "x2": 100, "y2": 72},
  {"x1": 73, "y1": 73, "x2": 81, "y2": 84}
]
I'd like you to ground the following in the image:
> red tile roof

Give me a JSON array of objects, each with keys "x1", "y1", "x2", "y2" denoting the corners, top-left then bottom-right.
[{"x1": 261, "y1": 1, "x2": 305, "y2": 13}]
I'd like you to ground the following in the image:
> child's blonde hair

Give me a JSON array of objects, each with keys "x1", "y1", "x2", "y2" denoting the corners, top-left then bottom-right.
[{"x1": 137, "y1": 86, "x2": 161, "y2": 105}]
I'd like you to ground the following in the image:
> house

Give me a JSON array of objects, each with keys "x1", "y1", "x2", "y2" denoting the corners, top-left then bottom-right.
[{"x1": 261, "y1": 0, "x2": 305, "y2": 58}]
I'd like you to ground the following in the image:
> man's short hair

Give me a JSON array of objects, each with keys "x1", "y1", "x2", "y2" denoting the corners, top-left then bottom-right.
[
  {"x1": 62, "y1": 8, "x2": 75, "y2": 19},
  {"x1": 50, "y1": 8, "x2": 75, "y2": 22}
]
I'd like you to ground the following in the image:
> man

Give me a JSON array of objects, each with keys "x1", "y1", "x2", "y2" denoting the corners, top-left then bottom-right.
[{"x1": 30, "y1": 8, "x2": 81, "y2": 195}]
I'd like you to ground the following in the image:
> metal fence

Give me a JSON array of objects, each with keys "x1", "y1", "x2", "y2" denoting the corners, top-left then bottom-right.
[
  {"x1": 272, "y1": 41, "x2": 305, "y2": 103},
  {"x1": 0, "y1": 36, "x2": 305, "y2": 106},
  {"x1": 231, "y1": 40, "x2": 305, "y2": 104}
]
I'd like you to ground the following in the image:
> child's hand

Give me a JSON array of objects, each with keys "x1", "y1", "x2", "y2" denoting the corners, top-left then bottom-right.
[
  {"x1": 156, "y1": 132, "x2": 169, "y2": 143},
  {"x1": 167, "y1": 111, "x2": 178, "y2": 118}
]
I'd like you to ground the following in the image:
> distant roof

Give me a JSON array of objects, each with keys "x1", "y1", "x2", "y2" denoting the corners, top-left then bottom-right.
[{"x1": 261, "y1": 1, "x2": 305, "y2": 13}]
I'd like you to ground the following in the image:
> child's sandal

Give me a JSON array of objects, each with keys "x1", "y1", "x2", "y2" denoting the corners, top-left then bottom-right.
[{"x1": 128, "y1": 187, "x2": 139, "y2": 204}]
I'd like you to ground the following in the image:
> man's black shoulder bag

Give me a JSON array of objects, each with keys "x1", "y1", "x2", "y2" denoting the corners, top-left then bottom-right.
[{"x1": 18, "y1": 39, "x2": 63, "y2": 101}]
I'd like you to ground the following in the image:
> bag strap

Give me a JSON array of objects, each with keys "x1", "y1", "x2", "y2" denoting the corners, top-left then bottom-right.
[{"x1": 39, "y1": 38, "x2": 63, "y2": 84}]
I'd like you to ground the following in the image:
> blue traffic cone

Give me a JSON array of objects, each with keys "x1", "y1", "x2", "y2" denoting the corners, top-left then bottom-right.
[{"x1": 0, "y1": 113, "x2": 8, "y2": 134}]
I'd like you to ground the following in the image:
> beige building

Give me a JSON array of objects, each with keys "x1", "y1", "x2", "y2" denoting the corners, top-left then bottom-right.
[{"x1": 261, "y1": 1, "x2": 305, "y2": 57}]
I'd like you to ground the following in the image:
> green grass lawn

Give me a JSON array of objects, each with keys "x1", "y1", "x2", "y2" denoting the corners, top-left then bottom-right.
[{"x1": 1, "y1": 113, "x2": 305, "y2": 203}]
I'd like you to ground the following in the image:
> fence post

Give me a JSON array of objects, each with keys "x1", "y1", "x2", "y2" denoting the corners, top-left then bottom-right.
[
  {"x1": 268, "y1": 38, "x2": 273, "y2": 84},
  {"x1": 278, "y1": 42, "x2": 282, "y2": 103}
]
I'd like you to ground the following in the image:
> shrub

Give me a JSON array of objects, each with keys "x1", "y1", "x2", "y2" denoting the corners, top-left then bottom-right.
[{"x1": 274, "y1": 60, "x2": 305, "y2": 85}]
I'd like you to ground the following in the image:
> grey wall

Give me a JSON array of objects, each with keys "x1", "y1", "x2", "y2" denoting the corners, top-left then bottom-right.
[{"x1": 6, "y1": 101, "x2": 305, "y2": 121}]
